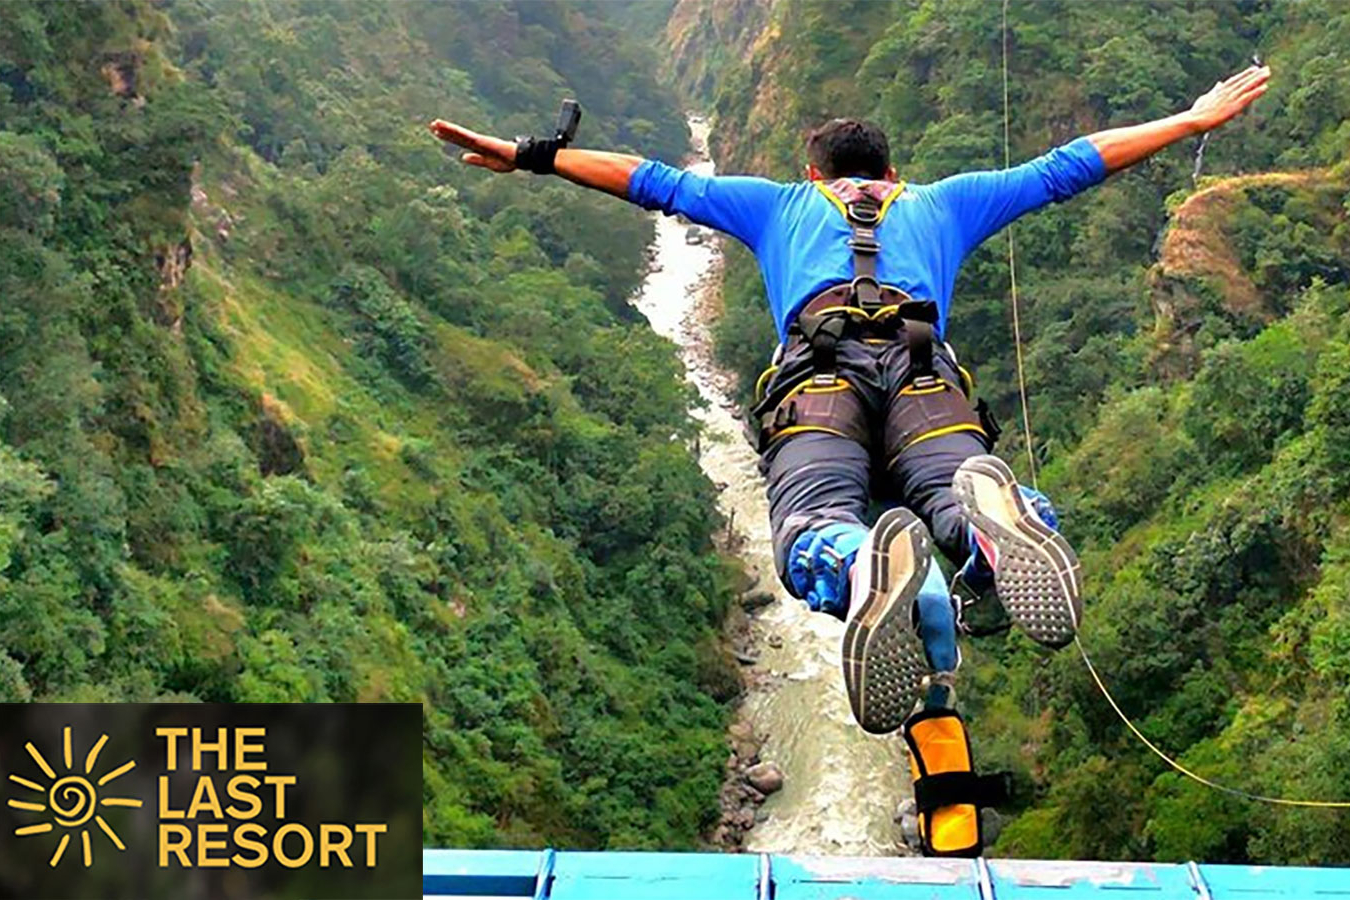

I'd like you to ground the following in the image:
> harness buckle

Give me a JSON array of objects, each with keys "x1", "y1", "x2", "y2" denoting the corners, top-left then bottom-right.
[
  {"x1": 811, "y1": 371, "x2": 838, "y2": 388},
  {"x1": 848, "y1": 202, "x2": 881, "y2": 225},
  {"x1": 847, "y1": 234, "x2": 882, "y2": 254},
  {"x1": 911, "y1": 374, "x2": 942, "y2": 391},
  {"x1": 850, "y1": 275, "x2": 884, "y2": 312}
]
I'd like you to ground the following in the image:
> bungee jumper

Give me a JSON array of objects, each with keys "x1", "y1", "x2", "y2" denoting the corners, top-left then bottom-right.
[{"x1": 430, "y1": 63, "x2": 1269, "y2": 856}]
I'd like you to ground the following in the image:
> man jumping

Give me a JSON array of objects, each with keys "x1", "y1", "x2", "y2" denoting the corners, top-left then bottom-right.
[{"x1": 430, "y1": 66, "x2": 1268, "y2": 738}]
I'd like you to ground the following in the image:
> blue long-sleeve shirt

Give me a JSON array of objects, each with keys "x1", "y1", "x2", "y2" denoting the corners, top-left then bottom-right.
[{"x1": 628, "y1": 138, "x2": 1107, "y2": 341}]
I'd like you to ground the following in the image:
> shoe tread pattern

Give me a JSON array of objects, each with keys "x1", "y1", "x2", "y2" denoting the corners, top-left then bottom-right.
[
  {"x1": 953, "y1": 456, "x2": 1082, "y2": 649},
  {"x1": 842, "y1": 507, "x2": 930, "y2": 734}
]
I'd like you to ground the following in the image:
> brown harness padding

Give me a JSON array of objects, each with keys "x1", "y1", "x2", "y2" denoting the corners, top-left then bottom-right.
[
  {"x1": 884, "y1": 379, "x2": 986, "y2": 467},
  {"x1": 747, "y1": 178, "x2": 995, "y2": 455},
  {"x1": 753, "y1": 377, "x2": 870, "y2": 451}
]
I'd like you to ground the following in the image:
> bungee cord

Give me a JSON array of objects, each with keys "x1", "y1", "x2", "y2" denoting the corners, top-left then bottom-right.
[{"x1": 998, "y1": 0, "x2": 1350, "y2": 810}]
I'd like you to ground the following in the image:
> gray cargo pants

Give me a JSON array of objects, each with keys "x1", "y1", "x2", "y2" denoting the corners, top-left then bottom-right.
[{"x1": 754, "y1": 337, "x2": 989, "y2": 589}]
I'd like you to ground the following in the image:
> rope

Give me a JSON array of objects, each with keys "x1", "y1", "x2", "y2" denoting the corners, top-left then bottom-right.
[
  {"x1": 1075, "y1": 637, "x2": 1350, "y2": 809},
  {"x1": 1001, "y1": 0, "x2": 1038, "y2": 490},
  {"x1": 999, "y1": 0, "x2": 1350, "y2": 810}
]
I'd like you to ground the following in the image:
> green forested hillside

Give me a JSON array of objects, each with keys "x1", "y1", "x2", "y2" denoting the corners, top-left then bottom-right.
[
  {"x1": 0, "y1": 0, "x2": 734, "y2": 850},
  {"x1": 9, "y1": 0, "x2": 1350, "y2": 867},
  {"x1": 677, "y1": 0, "x2": 1350, "y2": 864}
]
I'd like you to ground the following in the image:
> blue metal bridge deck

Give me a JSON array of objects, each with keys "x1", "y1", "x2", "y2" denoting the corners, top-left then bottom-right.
[{"x1": 423, "y1": 849, "x2": 1350, "y2": 898}]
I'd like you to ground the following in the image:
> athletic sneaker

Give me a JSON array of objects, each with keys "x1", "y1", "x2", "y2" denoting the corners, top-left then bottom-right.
[
  {"x1": 841, "y1": 507, "x2": 932, "y2": 734},
  {"x1": 952, "y1": 455, "x2": 1082, "y2": 648}
]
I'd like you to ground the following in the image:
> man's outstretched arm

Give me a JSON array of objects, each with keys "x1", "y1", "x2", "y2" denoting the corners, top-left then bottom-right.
[
  {"x1": 428, "y1": 119, "x2": 786, "y2": 250},
  {"x1": 428, "y1": 119, "x2": 641, "y2": 197},
  {"x1": 1088, "y1": 64, "x2": 1270, "y2": 171},
  {"x1": 933, "y1": 64, "x2": 1271, "y2": 256}
]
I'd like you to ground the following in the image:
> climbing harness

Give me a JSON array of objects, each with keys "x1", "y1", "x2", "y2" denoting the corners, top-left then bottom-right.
[
  {"x1": 998, "y1": 0, "x2": 1350, "y2": 810},
  {"x1": 903, "y1": 708, "x2": 1011, "y2": 857},
  {"x1": 746, "y1": 179, "x2": 997, "y2": 455}
]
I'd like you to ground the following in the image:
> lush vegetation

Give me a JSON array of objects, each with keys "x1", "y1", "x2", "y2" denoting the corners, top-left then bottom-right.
[
  {"x1": 680, "y1": 0, "x2": 1350, "y2": 863},
  {"x1": 0, "y1": 0, "x2": 741, "y2": 850},
  {"x1": 11, "y1": 0, "x2": 1350, "y2": 865}
]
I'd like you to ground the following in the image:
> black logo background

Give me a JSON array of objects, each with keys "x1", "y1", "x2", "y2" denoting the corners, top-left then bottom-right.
[{"x1": 0, "y1": 704, "x2": 421, "y2": 900}]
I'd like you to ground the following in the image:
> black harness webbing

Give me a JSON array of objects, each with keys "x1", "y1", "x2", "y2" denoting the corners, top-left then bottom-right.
[
  {"x1": 743, "y1": 180, "x2": 997, "y2": 456},
  {"x1": 795, "y1": 179, "x2": 939, "y2": 384},
  {"x1": 845, "y1": 192, "x2": 885, "y2": 313},
  {"x1": 912, "y1": 770, "x2": 1012, "y2": 816}
]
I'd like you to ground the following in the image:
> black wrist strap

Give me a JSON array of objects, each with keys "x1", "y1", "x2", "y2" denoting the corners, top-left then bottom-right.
[{"x1": 515, "y1": 135, "x2": 563, "y2": 175}]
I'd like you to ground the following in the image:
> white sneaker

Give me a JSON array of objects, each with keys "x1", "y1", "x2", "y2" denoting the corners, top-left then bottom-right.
[
  {"x1": 841, "y1": 507, "x2": 932, "y2": 734},
  {"x1": 952, "y1": 455, "x2": 1083, "y2": 648}
]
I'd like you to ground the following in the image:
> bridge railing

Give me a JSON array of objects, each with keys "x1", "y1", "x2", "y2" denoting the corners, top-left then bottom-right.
[{"x1": 421, "y1": 848, "x2": 1350, "y2": 898}]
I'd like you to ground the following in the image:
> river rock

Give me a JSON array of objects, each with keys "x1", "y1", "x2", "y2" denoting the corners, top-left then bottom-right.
[
  {"x1": 740, "y1": 590, "x2": 775, "y2": 611},
  {"x1": 745, "y1": 762, "x2": 784, "y2": 795},
  {"x1": 767, "y1": 633, "x2": 784, "y2": 649},
  {"x1": 734, "y1": 650, "x2": 759, "y2": 666},
  {"x1": 896, "y1": 798, "x2": 922, "y2": 854}
]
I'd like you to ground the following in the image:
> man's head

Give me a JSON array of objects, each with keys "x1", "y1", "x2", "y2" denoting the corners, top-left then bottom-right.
[{"x1": 805, "y1": 118, "x2": 896, "y2": 181}]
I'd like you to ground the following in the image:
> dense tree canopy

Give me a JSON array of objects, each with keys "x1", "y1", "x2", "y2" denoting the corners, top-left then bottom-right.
[
  {"x1": 682, "y1": 0, "x2": 1350, "y2": 863},
  {"x1": 0, "y1": 0, "x2": 732, "y2": 850}
]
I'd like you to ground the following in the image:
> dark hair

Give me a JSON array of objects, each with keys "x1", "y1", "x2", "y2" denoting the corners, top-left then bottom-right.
[{"x1": 806, "y1": 118, "x2": 891, "y2": 179}]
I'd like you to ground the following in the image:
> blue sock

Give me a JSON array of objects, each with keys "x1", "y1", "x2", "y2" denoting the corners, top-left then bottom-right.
[{"x1": 916, "y1": 557, "x2": 958, "y2": 672}]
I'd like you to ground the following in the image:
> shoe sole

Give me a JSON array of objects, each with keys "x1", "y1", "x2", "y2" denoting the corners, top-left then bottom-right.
[
  {"x1": 952, "y1": 455, "x2": 1082, "y2": 649},
  {"x1": 842, "y1": 507, "x2": 931, "y2": 735}
]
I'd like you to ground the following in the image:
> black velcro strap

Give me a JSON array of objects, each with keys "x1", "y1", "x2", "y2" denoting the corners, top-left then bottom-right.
[
  {"x1": 975, "y1": 398, "x2": 1002, "y2": 450},
  {"x1": 905, "y1": 318, "x2": 935, "y2": 380},
  {"x1": 515, "y1": 136, "x2": 563, "y2": 174},
  {"x1": 797, "y1": 312, "x2": 846, "y2": 379},
  {"x1": 912, "y1": 771, "x2": 1011, "y2": 815}
]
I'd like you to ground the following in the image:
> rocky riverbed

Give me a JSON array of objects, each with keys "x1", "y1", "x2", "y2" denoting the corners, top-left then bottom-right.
[{"x1": 632, "y1": 117, "x2": 911, "y2": 857}]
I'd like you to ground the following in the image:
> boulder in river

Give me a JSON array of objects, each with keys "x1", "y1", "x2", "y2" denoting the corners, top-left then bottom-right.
[
  {"x1": 740, "y1": 590, "x2": 776, "y2": 611},
  {"x1": 745, "y1": 762, "x2": 784, "y2": 795}
]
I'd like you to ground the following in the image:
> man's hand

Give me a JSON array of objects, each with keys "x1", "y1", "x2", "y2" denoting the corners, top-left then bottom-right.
[
  {"x1": 428, "y1": 120, "x2": 517, "y2": 172},
  {"x1": 428, "y1": 117, "x2": 644, "y2": 197},
  {"x1": 1188, "y1": 64, "x2": 1271, "y2": 133},
  {"x1": 1088, "y1": 64, "x2": 1272, "y2": 173}
]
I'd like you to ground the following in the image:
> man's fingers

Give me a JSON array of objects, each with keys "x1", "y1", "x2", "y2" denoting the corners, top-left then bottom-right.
[
  {"x1": 461, "y1": 152, "x2": 514, "y2": 173},
  {"x1": 1215, "y1": 67, "x2": 1269, "y2": 107},
  {"x1": 1225, "y1": 65, "x2": 1270, "y2": 93},
  {"x1": 429, "y1": 119, "x2": 486, "y2": 151},
  {"x1": 1240, "y1": 82, "x2": 1270, "y2": 106},
  {"x1": 461, "y1": 152, "x2": 497, "y2": 169},
  {"x1": 1218, "y1": 68, "x2": 1256, "y2": 95},
  {"x1": 1231, "y1": 73, "x2": 1270, "y2": 106}
]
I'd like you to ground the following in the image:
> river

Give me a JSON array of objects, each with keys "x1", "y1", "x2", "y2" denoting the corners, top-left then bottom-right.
[{"x1": 632, "y1": 118, "x2": 910, "y2": 857}]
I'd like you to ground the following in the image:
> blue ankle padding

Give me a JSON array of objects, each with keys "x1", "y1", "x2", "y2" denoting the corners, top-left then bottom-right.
[
  {"x1": 1019, "y1": 485, "x2": 1059, "y2": 531},
  {"x1": 960, "y1": 485, "x2": 1062, "y2": 588},
  {"x1": 788, "y1": 523, "x2": 867, "y2": 618},
  {"x1": 917, "y1": 557, "x2": 959, "y2": 672}
]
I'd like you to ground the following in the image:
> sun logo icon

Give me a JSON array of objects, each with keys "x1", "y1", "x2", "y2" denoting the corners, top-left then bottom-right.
[{"x1": 6, "y1": 725, "x2": 143, "y2": 868}]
